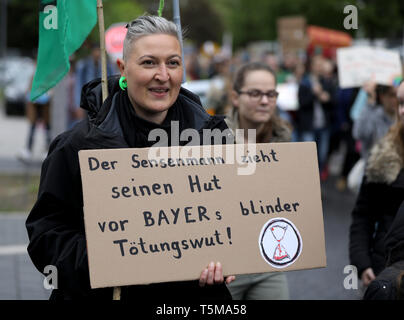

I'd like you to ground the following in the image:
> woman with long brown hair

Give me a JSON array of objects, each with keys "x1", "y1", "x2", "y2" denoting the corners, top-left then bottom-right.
[
  {"x1": 225, "y1": 62, "x2": 292, "y2": 299},
  {"x1": 350, "y1": 80, "x2": 404, "y2": 293}
]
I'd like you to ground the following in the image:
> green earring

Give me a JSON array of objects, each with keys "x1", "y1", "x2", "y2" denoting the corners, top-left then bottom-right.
[{"x1": 119, "y1": 76, "x2": 127, "y2": 90}]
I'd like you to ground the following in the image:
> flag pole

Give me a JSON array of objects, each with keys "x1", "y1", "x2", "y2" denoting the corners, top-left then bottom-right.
[
  {"x1": 172, "y1": 0, "x2": 186, "y2": 83},
  {"x1": 97, "y1": 0, "x2": 109, "y2": 103},
  {"x1": 97, "y1": 0, "x2": 120, "y2": 300}
]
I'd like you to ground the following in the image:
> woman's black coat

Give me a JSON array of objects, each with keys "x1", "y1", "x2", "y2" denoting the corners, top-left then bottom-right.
[
  {"x1": 363, "y1": 200, "x2": 404, "y2": 300},
  {"x1": 25, "y1": 76, "x2": 232, "y2": 300},
  {"x1": 349, "y1": 133, "x2": 404, "y2": 278}
]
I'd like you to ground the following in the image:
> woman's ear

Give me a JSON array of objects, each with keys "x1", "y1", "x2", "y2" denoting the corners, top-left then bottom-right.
[
  {"x1": 116, "y1": 58, "x2": 125, "y2": 76},
  {"x1": 231, "y1": 90, "x2": 240, "y2": 109}
]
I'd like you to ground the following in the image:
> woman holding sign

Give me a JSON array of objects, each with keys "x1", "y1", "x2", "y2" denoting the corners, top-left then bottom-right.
[
  {"x1": 349, "y1": 80, "x2": 404, "y2": 290},
  {"x1": 26, "y1": 15, "x2": 234, "y2": 300},
  {"x1": 224, "y1": 62, "x2": 292, "y2": 299}
]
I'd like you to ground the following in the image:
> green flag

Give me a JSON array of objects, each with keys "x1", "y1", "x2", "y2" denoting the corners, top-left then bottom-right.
[{"x1": 30, "y1": 0, "x2": 97, "y2": 101}]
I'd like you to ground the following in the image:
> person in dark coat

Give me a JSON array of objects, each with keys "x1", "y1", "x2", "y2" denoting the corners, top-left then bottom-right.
[
  {"x1": 349, "y1": 80, "x2": 404, "y2": 289},
  {"x1": 296, "y1": 55, "x2": 336, "y2": 176},
  {"x1": 25, "y1": 15, "x2": 234, "y2": 300},
  {"x1": 363, "y1": 200, "x2": 404, "y2": 300}
]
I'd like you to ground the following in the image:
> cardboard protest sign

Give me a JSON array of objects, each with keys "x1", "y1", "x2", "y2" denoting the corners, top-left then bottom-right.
[
  {"x1": 277, "y1": 16, "x2": 307, "y2": 54},
  {"x1": 337, "y1": 47, "x2": 402, "y2": 89},
  {"x1": 79, "y1": 142, "x2": 326, "y2": 289}
]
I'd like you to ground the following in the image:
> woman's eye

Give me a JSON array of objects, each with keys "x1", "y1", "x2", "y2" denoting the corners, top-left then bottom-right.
[
  {"x1": 249, "y1": 90, "x2": 261, "y2": 97},
  {"x1": 167, "y1": 60, "x2": 180, "y2": 67},
  {"x1": 141, "y1": 60, "x2": 155, "y2": 66}
]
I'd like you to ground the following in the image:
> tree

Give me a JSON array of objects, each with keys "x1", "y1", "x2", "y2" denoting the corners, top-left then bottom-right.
[
  {"x1": 6, "y1": 0, "x2": 145, "y2": 56},
  {"x1": 137, "y1": 0, "x2": 224, "y2": 46},
  {"x1": 7, "y1": 0, "x2": 40, "y2": 54},
  {"x1": 357, "y1": 0, "x2": 404, "y2": 40},
  {"x1": 212, "y1": 0, "x2": 404, "y2": 49}
]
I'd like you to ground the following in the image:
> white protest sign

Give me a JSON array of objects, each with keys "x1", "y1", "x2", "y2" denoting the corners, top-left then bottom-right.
[
  {"x1": 277, "y1": 82, "x2": 299, "y2": 111},
  {"x1": 337, "y1": 46, "x2": 402, "y2": 88}
]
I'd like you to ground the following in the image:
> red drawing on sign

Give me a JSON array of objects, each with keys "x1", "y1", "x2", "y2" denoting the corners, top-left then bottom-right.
[
  {"x1": 270, "y1": 225, "x2": 290, "y2": 261},
  {"x1": 259, "y1": 218, "x2": 302, "y2": 268}
]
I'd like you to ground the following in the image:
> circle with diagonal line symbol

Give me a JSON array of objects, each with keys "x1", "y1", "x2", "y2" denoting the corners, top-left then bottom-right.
[{"x1": 259, "y1": 218, "x2": 302, "y2": 268}]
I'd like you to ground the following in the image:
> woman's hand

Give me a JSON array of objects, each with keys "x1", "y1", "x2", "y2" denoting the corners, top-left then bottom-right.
[
  {"x1": 361, "y1": 267, "x2": 376, "y2": 287},
  {"x1": 199, "y1": 261, "x2": 236, "y2": 287}
]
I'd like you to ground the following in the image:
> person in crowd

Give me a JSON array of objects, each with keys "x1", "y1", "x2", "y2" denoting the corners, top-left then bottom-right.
[
  {"x1": 333, "y1": 86, "x2": 360, "y2": 192},
  {"x1": 66, "y1": 56, "x2": 80, "y2": 129},
  {"x1": 342, "y1": 80, "x2": 377, "y2": 193},
  {"x1": 18, "y1": 69, "x2": 52, "y2": 161},
  {"x1": 349, "y1": 80, "x2": 404, "y2": 290},
  {"x1": 279, "y1": 52, "x2": 298, "y2": 84},
  {"x1": 26, "y1": 15, "x2": 235, "y2": 300},
  {"x1": 296, "y1": 55, "x2": 336, "y2": 180},
  {"x1": 364, "y1": 200, "x2": 404, "y2": 300},
  {"x1": 262, "y1": 51, "x2": 291, "y2": 85},
  {"x1": 225, "y1": 62, "x2": 291, "y2": 300},
  {"x1": 206, "y1": 53, "x2": 233, "y2": 115},
  {"x1": 352, "y1": 84, "x2": 398, "y2": 160},
  {"x1": 73, "y1": 42, "x2": 116, "y2": 123},
  {"x1": 184, "y1": 50, "x2": 201, "y2": 81}
]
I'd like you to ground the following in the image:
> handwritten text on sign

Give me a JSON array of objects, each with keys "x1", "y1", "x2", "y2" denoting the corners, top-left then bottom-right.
[{"x1": 79, "y1": 143, "x2": 326, "y2": 289}]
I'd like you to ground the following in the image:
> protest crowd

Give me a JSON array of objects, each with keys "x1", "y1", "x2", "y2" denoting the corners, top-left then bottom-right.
[{"x1": 1, "y1": 0, "x2": 404, "y2": 303}]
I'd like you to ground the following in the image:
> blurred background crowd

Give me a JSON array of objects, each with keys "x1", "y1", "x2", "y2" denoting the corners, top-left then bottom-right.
[
  {"x1": 0, "y1": 0, "x2": 404, "y2": 300},
  {"x1": 1, "y1": 0, "x2": 403, "y2": 194}
]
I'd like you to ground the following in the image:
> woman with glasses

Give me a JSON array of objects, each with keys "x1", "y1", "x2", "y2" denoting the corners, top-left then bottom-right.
[{"x1": 225, "y1": 62, "x2": 292, "y2": 300}]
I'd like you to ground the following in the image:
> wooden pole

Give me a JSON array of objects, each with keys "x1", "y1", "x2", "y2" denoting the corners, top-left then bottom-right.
[
  {"x1": 97, "y1": 0, "x2": 109, "y2": 103},
  {"x1": 172, "y1": 0, "x2": 186, "y2": 83},
  {"x1": 97, "y1": 0, "x2": 120, "y2": 300}
]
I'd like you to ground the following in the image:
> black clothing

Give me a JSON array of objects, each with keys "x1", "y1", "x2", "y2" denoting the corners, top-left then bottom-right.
[
  {"x1": 364, "y1": 201, "x2": 404, "y2": 300},
  {"x1": 349, "y1": 171, "x2": 404, "y2": 277},
  {"x1": 26, "y1": 76, "x2": 232, "y2": 300},
  {"x1": 296, "y1": 74, "x2": 336, "y2": 132},
  {"x1": 349, "y1": 130, "x2": 404, "y2": 279}
]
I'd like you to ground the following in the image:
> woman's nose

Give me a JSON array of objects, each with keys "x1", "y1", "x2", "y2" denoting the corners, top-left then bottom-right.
[
  {"x1": 155, "y1": 64, "x2": 169, "y2": 82},
  {"x1": 399, "y1": 106, "x2": 404, "y2": 117},
  {"x1": 260, "y1": 94, "x2": 270, "y2": 104}
]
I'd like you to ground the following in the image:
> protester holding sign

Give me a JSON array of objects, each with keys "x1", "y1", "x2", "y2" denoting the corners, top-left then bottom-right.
[
  {"x1": 352, "y1": 84, "x2": 398, "y2": 160},
  {"x1": 224, "y1": 62, "x2": 292, "y2": 299},
  {"x1": 349, "y1": 80, "x2": 404, "y2": 290},
  {"x1": 26, "y1": 15, "x2": 234, "y2": 300}
]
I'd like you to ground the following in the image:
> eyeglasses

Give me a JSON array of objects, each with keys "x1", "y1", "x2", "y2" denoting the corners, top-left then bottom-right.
[{"x1": 237, "y1": 89, "x2": 279, "y2": 101}]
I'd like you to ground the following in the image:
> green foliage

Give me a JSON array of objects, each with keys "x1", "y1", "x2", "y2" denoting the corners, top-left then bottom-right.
[
  {"x1": 178, "y1": 0, "x2": 224, "y2": 46},
  {"x1": 7, "y1": 0, "x2": 40, "y2": 53},
  {"x1": 86, "y1": 0, "x2": 145, "y2": 45},
  {"x1": 5, "y1": 0, "x2": 404, "y2": 54},
  {"x1": 143, "y1": 0, "x2": 224, "y2": 46},
  {"x1": 6, "y1": 0, "x2": 145, "y2": 54},
  {"x1": 211, "y1": 0, "x2": 404, "y2": 48},
  {"x1": 358, "y1": 0, "x2": 404, "y2": 39},
  {"x1": 103, "y1": 0, "x2": 145, "y2": 29},
  {"x1": 212, "y1": 0, "x2": 350, "y2": 48}
]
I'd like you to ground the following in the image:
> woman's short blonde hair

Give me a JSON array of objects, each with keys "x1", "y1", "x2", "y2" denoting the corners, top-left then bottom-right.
[{"x1": 123, "y1": 15, "x2": 181, "y2": 61}]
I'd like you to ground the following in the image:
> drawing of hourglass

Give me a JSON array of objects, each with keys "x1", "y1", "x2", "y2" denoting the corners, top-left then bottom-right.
[{"x1": 270, "y1": 225, "x2": 290, "y2": 261}]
